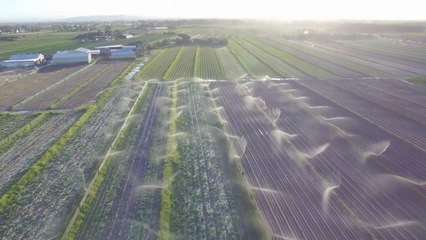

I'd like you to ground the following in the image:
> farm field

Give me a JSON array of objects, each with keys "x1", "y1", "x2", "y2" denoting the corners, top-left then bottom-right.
[
  {"x1": 210, "y1": 79, "x2": 426, "y2": 239},
  {"x1": 0, "y1": 25, "x2": 426, "y2": 240},
  {"x1": 0, "y1": 65, "x2": 85, "y2": 111}
]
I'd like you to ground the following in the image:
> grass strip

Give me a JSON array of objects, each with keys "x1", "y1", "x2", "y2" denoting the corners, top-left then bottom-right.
[{"x1": 159, "y1": 81, "x2": 180, "y2": 240}]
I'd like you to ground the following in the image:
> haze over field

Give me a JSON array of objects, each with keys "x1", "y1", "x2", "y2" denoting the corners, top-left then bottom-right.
[{"x1": 0, "y1": 0, "x2": 425, "y2": 22}]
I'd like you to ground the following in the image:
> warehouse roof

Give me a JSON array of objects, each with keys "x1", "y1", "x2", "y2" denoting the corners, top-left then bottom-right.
[
  {"x1": 75, "y1": 47, "x2": 90, "y2": 53},
  {"x1": 95, "y1": 45, "x2": 124, "y2": 50},
  {"x1": 9, "y1": 53, "x2": 43, "y2": 61},
  {"x1": 88, "y1": 50, "x2": 101, "y2": 55},
  {"x1": 2, "y1": 59, "x2": 38, "y2": 63},
  {"x1": 54, "y1": 49, "x2": 91, "y2": 54}
]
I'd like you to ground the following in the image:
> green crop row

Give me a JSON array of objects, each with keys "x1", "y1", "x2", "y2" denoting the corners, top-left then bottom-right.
[
  {"x1": 163, "y1": 48, "x2": 184, "y2": 81},
  {"x1": 194, "y1": 46, "x2": 201, "y2": 77},
  {"x1": 195, "y1": 47, "x2": 225, "y2": 80},
  {"x1": 169, "y1": 47, "x2": 197, "y2": 80},
  {"x1": 137, "y1": 48, "x2": 181, "y2": 80},
  {"x1": 0, "y1": 113, "x2": 48, "y2": 155},
  {"x1": 159, "y1": 81, "x2": 180, "y2": 240}
]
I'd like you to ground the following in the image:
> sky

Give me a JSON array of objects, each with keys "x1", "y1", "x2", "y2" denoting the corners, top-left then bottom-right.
[{"x1": 0, "y1": 0, "x2": 425, "y2": 22}]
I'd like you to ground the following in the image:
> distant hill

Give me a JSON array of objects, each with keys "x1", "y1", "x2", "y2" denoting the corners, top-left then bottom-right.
[{"x1": 60, "y1": 15, "x2": 146, "y2": 22}]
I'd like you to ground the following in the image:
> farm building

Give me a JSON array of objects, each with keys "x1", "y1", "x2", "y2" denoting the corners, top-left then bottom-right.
[
  {"x1": 52, "y1": 48, "x2": 91, "y2": 65},
  {"x1": 95, "y1": 45, "x2": 124, "y2": 51},
  {"x1": 0, "y1": 53, "x2": 45, "y2": 68},
  {"x1": 95, "y1": 45, "x2": 125, "y2": 56},
  {"x1": 95, "y1": 44, "x2": 143, "y2": 59},
  {"x1": 88, "y1": 49, "x2": 100, "y2": 56},
  {"x1": 110, "y1": 49, "x2": 136, "y2": 59}
]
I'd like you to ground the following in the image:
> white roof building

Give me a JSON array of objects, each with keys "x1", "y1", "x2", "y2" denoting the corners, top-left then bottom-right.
[
  {"x1": 1, "y1": 53, "x2": 44, "y2": 68},
  {"x1": 52, "y1": 49, "x2": 91, "y2": 65},
  {"x1": 122, "y1": 34, "x2": 134, "y2": 39},
  {"x1": 10, "y1": 53, "x2": 44, "y2": 61},
  {"x1": 1, "y1": 59, "x2": 37, "y2": 68},
  {"x1": 122, "y1": 45, "x2": 137, "y2": 50}
]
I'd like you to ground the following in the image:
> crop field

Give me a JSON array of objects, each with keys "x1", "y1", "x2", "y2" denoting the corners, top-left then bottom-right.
[
  {"x1": 210, "y1": 79, "x2": 425, "y2": 239},
  {"x1": 0, "y1": 65, "x2": 85, "y2": 111},
  {"x1": 0, "y1": 26, "x2": 425, "y2": 240}
]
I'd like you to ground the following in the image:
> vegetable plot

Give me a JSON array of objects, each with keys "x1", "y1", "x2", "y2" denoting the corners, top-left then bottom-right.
[{"x1": 210, "y1": 80, "x2": 426, "y2": 240}]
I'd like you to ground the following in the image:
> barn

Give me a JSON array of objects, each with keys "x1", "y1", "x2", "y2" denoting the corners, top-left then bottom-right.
[
  {"x1": 52, "y1": 48, "x2": 92, "y2": 65},
  {"x1": 110, "y1": 49, "x2": 136, "y2": 59},
  {"x1": 0, "y1": 53, "x2": 45, "y2": 68}
]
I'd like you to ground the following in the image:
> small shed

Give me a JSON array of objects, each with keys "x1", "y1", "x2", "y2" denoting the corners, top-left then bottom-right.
[{"x1": 122, "y1": 34, "x2": 134, "y2": 39}]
